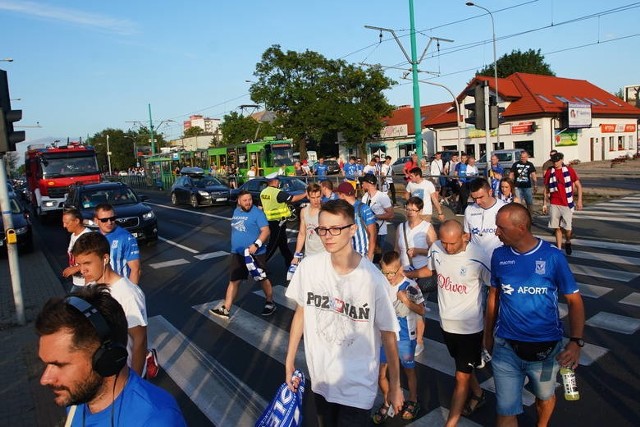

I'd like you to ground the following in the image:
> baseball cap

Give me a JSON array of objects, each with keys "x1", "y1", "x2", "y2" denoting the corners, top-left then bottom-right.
[
  {"x1": 550, "y1": 152, "x2": 564, "y2": 162},
  {"x1": 359, "y1": 174, "x2": 377, "y2": 185},
  {"x1": 336, "y1": 182, "x2": 355, "y2": 196}
]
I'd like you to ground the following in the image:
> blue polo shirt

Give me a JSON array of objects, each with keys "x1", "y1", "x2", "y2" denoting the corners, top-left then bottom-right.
[{"x1": 103, "y1": 226, "x2": 140, "y2": 278}]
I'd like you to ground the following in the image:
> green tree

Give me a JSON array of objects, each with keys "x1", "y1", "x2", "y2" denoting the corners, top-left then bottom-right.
[
  {"x1": 183, "y1": 126, "x2": 204, "y2": 137},
  {"x1": 87, "y1": 128, "x2": 166, "y2": 172},
  {"x1": 477, "y1": 48, "x2": 555, "y2": 78},
  {"x1": 249, "y1": 45, "x2": 394, "y2": 158},
  {"x1": 219, "y1": 111, "x2": 275, "y2": 145}
]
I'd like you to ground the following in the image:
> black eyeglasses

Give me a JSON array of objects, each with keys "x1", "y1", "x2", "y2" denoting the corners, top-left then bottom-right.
[
  {"x1": 314, "y1": 224, "x2": 354, "y2": 236},
  {"x1": 381, "y1": 267, "x2": 401, "y2": 277},
  {"x1": 97, "y1": 216, "x2": 117, "y2": 223},
  {"x1": 405, "y1": 207, "x2": 420, "y2": 213}
]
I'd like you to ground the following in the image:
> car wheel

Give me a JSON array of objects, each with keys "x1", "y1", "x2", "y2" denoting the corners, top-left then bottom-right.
[
  {"x1": 190, "y1": 194, "x2": 199, "y2": 208},
  {"x1": 171, "y1": 193, "x2": 178, "y2": 205}
]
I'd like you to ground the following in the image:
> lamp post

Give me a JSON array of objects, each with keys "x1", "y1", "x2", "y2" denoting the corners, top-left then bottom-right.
[{"x1": 466, "y1": 2, "x2": 499, "y2": 145}]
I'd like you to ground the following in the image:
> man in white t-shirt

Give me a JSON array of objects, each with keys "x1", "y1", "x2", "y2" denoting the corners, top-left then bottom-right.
[
  {"x1": 285, "y1": 199, "x2": 403, "y2": 425},
  {"x1": 405, "y1": 220, "x2": 491, "y2": 426},
  {"x1": 464, "y1": 178, "x2": 506, "y2": 265},
  {"x1": 61, "y1": 208, "x2": 92, "y2": 293},
  {"x1": 405, "y1": 167, "x2": 445, "y2": 222},
  {"x1": 430, "y1": 151, "x2": 445, "y2": 191},
  {"x1": 72, "y1": 232, "x2": 148, "y2": 377},
  {"x1": 381, "y1": 155, "x2": 396, "y2": 205},
  {"x1": 360, "y1": 174, "x2": 394, "y2": 260}
]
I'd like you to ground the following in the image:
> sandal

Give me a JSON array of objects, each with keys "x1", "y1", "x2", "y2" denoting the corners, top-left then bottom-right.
[
  {"x1": 401, "y1": 400, "x2": 420, "y2": 420},
  {"x1": 372, "y1": 402, "x2": 391, "y2": 424},
  {"x1": 462, "y1": 391, "x2": 486, "y2": 417}
]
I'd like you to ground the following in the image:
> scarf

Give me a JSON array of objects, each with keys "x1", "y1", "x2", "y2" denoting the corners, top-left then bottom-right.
[
  {"x1": 547, "y1": 165, "x2": 574, "y2": 209},
  {"x1": 244, "y1": 248, "x2": 266, "y2": 281}
]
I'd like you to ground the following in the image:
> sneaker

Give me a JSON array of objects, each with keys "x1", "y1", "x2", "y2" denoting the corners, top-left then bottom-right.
[
  {"x1": 415, "y1": 342, "x2": 424, "y2": 357},
  {"x1": 565, "y1": 242, "x2": 572, "y2": 255},
  {"x1": 209, "y1": 305, "x2": 230, "y2": 319},
  {"x1": 145, "y1": 348, "x2": 159, "y2": 379},
  {"x1": 262, "y1": 301, "x2": 276, "y2": 316}
]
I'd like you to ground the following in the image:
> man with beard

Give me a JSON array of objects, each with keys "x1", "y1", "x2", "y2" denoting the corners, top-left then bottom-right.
[
  {"x1": 210, "y1": 190, "x2": 275, "y2": 318},
  {"x1": 36, "y1": 285, "x2": 186, "y2": 426}
]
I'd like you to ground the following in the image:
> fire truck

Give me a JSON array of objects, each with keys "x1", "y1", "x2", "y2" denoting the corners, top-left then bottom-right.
[{"x1": 25, "y1": 142, "x2": 101, "y2": 218}]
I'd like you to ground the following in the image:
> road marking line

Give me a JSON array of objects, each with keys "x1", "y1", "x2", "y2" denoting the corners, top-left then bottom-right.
[
  {"x1": 586, "y1": 312, "x2": 640, "y2": 334},
  {"x1": 569, "y1": 264, "x2": 637, "y2": 282},
  {"x1": 148, "y1": 202, "x2": 231, "y2": 220},
  {"x1": 578, "y1": 283, "x2": 613, "y2": 298},
  {"x1": 535, "y1": 235, "x2": 639, "y2": 253},
  {"x1": 576, "y1": 209, "x2": 640, "y2": 217},
  {"x1": 619, "y1": 292, "x2": 640, "y2": 308},
  {"x1": 148, "y1": 259, "x2": 190, "y2": 269},
  {"x1": 158, "y1": 236, "x2": 200, "y2": 254},
  {"x1": 194, "y1": 251, "x2": 229, "y2": 260},
  {"x1": 147, "y1": 316, "x2": 267, "y2": 425},
  {"x1": 538, "y1": 215, "x2": 640, "y2": 223},
  {"x1": 569, "y1": 250, "x2": 640, "y2": 266}
]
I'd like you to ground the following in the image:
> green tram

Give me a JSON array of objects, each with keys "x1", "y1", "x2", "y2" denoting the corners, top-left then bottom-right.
[{"x1": 143, "y1": 138, "x2": 295, "y2": 189}]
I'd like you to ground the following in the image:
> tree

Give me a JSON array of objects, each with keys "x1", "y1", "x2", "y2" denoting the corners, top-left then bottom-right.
[
  {"x1": 249, "y1": 45, "x2": 395, "y2": 158},
  {"x1": 4, "y1": 151, "x2": 20, "y2": 176},
  {"x1": 477, "y1": 48, "x2": 555, "y2": 78},
  {"x1": 218, "y1": 112, "x2": 275, "y2": 145},
  {"x1": 183, "y1": 126, "x2": 204, "y2": 138},
  {"x1": 87, "y1": 128, "x2": 167, "y2": 172}
]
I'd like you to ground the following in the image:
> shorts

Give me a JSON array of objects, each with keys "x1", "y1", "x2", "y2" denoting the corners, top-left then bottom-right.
[
  {"x1": 548, "y1": 204, "x2": 573, "y2": 231},
  {"x1": 491, "y1": 336, "x2": 562, "y2": 416},
  {"x1": 380, "y1": 339, "x2": 417, "y2": 369},
  {"x1": 228, "y1": 252, "x2": 268, "y2": 282},
  {"x1": 515, "y1": 187, "x2": 534, "y2": 206},
  {"x1": 442, "y1": 330, "x2": 483, "y2": 374}
]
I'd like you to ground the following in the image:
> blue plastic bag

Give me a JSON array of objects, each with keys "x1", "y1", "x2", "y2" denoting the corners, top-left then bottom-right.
[{"x1": 255, "y1": 370, "x2": 305, "y2": 427}]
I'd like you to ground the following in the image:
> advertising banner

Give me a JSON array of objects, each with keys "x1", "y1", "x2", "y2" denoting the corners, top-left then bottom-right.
[{"x1": 567, "y1": 103, "x2": 591, "y2": 128}]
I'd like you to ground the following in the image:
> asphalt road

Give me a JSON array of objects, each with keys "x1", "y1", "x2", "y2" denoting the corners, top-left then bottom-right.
[{"x1": 33, "y1": 189, "x2": 640, "y2": 427}]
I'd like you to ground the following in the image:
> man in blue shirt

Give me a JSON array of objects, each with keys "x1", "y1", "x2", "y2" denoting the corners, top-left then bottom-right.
[
  {"x1": 335, "y1": 182, "x2": 377, "y2": 260},
  {"x1": 485, "y1": 203, "x2": 584, "y2": 426},
  {"x1": 210, "y1": 190, "x2": 275, "y2": 318},
  {"x1": 314, "y1": 157, "x2": 329, "y2": 181},
  {"x1": 37, "y1": 285, "x2": 187, "y2": 426},
  {"x1": 343, "y1": 156, "x2": 359, "y2": 185},
  {"x1": 94, "y1": 204, "x2": 141, "y2": 284}
]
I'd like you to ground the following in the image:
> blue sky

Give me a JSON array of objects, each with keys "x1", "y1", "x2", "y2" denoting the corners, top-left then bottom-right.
[{"x1": 1, "y1": 0, "x2": 638, "y2": 151}]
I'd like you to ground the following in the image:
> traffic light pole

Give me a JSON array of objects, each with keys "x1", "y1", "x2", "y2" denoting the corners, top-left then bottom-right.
[
  {"x1": 483, "y1": 83, "x2": 491, "y2": 161},
  {"x1": 0, "y1": 154, "x2": 25, "y2": 325}
]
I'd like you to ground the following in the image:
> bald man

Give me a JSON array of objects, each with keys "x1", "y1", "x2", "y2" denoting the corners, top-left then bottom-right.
[
  {"x1": 486, "y1": 203, "x2": 584, "y2": 427},
  {"x1": 405, "y1": 220, "x2": 491, "y2": 424}
]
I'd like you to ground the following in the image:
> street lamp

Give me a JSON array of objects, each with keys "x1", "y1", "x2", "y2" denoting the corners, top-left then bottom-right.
[{"x1": 466, "y1": 1, "x2": 499, "y2": 144}]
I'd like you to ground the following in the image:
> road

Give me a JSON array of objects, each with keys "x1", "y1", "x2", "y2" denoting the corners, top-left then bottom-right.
[{"x1": 33, "y1": 191, "x2": 640, "y2": 426}]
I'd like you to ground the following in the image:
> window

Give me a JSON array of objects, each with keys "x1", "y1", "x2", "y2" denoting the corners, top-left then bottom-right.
[
  {"x1": 629, "y1": 135, "x2": 634, "y2": 150},
  {"x1": 618, "y1": 136, "x2": 624, "y2": 150},
  {"x1": 554, "y1": 95, "x2": 570, "y2": 103},
  {"x1": 610, "y1": 99, "x2": 623, "y2": 107},
  {"x1": 537, "y1": 94, "x2": 553, "y2": 104},
  {"x1": 609, "y1": 137, "x2": 615, "y2": 151},
  {"x1": 493, "y1": 142, "x2": 505, "y2": 150},
  {"x1": 514, "y1": 140, "x2": 534, "y2": 158}
]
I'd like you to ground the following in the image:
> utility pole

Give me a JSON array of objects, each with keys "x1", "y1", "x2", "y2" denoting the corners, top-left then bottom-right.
[
  {"x1": 106, "y1": 134, "x2": 112, "y2": 175},
  {"x1": 148, "y1": 103, "x2": 155, "y2": 155}
]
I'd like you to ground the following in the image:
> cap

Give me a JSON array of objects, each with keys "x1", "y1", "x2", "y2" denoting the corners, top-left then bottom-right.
[
  {"x1": 359, "y1": 174, "x2": 377, "y2": 185},
  {"x1": 550, "y1": 152, "x2": 564, "y2": 162},
  {"x1": 265, "y1": 172, "x2": 279, "y2": 180},
  {"x1": 336, "y1": 182, "x2": 355, "y2": 196}
]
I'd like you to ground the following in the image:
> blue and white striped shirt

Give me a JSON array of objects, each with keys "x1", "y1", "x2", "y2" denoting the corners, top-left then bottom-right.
[
  {"x1": 104, "y1": 226, "x2": 140, "y2": 278},
  {"x1": 352, "y1": 200, "x2": 376, "y2": 256}
]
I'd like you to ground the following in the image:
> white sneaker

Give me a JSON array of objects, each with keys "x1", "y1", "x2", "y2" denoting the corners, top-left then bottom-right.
[{"x1": 415, "y1": 342, "x2": 424, "y2": 356}]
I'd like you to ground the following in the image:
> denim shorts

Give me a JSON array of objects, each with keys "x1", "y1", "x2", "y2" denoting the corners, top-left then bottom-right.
[
  {"x1": 380, "y1": 339, "x2": 417, "y2": 369},
  {"x1": 515, "y1": 187, "x2": 534, "y2": 206},
  {"x1": 491, "y1": 336, "x2": 562, "y2": 416}
]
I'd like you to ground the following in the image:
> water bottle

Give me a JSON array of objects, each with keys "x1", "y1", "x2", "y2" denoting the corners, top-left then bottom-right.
[
  {"x1": 476, "y1": 348, "x2": 492, "y2": 369},
  {"x1": 286, "y1": 264, "x2": 297, "y2": 281},
  {"x1": 560, "y1": 367, "x2": 580, "y2": 401}
]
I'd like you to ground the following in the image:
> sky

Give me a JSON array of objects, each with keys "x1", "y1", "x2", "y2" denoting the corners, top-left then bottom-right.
[{"x1": 1, "y1": 0, "x2": 638, "y2": 154}]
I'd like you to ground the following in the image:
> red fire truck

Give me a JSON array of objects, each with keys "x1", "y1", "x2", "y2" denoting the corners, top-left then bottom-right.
[{"x1": 25, "y1": 143, "x2": 101, "y2": 218}]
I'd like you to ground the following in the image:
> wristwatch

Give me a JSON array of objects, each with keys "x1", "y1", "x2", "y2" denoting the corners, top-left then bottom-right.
[{"x1": 569, "y1": 337, "x2": 585, "y2": 347}]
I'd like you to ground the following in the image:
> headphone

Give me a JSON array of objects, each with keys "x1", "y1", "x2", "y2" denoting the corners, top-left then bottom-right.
[{"x1": 65, "y1": 296, "x2": 128, "y2": 377}]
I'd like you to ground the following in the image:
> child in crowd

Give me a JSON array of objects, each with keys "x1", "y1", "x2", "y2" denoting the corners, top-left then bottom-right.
[{"x1": 373, "y1": 251, "x2": 425, "y2": 423}]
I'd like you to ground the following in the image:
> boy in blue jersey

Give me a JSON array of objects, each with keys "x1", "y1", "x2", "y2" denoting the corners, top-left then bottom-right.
[
  {"x1": 94, "y1": 204, "x2": 141, "y2": 285},
  {"x1": 210, "y1": 191, "x2": 275, "y2": 318},
  {"x1": 374, "y1": 251, "x2": 424, "y2": 423},
  {"x1": 335, "y1": 182, "x2": 378, "y2": 260},
  {"x1": 485, "y1": 203, "x2": 585, "y2": 427},
  {"x1": 313, "y1": 157, "x2": 329, "y2": 181},
  {"x1": 343, "y1": 156, "x2": 359, "y2": 187}
]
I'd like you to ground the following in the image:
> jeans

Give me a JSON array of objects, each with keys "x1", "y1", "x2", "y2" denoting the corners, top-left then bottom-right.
[{"x1": 516, "y1": 187, "x2": 534, "y2": 208}]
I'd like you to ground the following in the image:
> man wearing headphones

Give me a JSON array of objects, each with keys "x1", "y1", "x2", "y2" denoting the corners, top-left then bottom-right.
[
  {"x1": 37, "y1": 285, "x2": 186, "y2": 426},
  {"x1": 72, "y1": 232, "x2": 148, "y2": 376}
]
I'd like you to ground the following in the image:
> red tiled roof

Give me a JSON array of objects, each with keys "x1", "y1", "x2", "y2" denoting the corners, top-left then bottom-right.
[{"x1": 384, "y1": 103, "x2": 452, "y2": 135}]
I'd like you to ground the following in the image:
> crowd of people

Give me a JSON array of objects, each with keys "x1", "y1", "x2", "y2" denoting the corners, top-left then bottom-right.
[{"x1": 40, "y1": 148, "x2": 585, "y2": 426}]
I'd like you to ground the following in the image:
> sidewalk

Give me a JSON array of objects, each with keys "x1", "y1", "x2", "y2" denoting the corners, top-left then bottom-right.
[{"x1": 0, "y1": 239, "x2": 67, "y2": 426}]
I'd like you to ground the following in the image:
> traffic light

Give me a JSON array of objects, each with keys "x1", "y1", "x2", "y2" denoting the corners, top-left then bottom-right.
[
  {"x1": 465, "y1": 82, "x2": 486, "y2": 130},
  {"x1": 0, "y1": 70, "x2": 25, "y2": 153},
  {"x1": 489, "y1": 95, "x2": 506, "y2": 130}
]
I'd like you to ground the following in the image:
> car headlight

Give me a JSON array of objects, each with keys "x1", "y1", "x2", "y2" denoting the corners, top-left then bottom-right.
[
  {"x1": 198, "y1": 190, "x2": 210, "y2": 197},
  {"x1": 142, "y1": 211, "x2": 156, "y2": 220},
  {"x1": 15, "y1": 226, "x2": 29, "y2": 235}
]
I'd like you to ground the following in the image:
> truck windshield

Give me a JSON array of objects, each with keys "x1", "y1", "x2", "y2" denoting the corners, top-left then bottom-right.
[{"x1": 42, "y1": 154, "x2": 99, "y2": 178}]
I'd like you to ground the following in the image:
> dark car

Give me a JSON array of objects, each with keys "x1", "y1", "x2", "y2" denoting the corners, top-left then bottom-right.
[
  {"x1": 171, "y1": 169, "x2": 230, "y2": 208},
  {"x1": 229, "y1": 176, "x2": 308, "y2": 220},
  {"x1": 64, "y1": 181, "x2": 158, "y2": 242},
  {"x1": 324, "y1": 159, "x2": 341, "y2": 175},
  {"x1": 0, "y1": 196, "x2": 33, "y2": 253}
]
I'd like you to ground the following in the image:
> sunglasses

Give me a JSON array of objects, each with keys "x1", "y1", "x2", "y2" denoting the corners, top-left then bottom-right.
[{"x1": 97, "y1": 216, "x2": 117, "y2": 223}]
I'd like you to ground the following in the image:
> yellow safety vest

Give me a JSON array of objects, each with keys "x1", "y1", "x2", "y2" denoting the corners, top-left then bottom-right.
[{"x1": 260, "y1": 186, "x2": 291, "y2": 221}]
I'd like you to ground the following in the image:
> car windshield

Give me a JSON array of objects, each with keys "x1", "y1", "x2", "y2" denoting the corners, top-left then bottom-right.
[
  {"x1": 80, "y1": 187, "x2": 138, "y2": 208},
  {"x1": 280, "y1": 178, "x2": 306, "y2": 192},
  {"x1": 9, "y1": 198, "x2": 21, "y2": 214},
  {"x1": 193, "y1": 177, "x2": 223, "y2": 188}
]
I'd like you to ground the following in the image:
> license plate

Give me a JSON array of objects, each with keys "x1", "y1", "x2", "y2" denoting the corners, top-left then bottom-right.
[{"x1": 216, "y1": 198, "x2": 227, "y2": 202}]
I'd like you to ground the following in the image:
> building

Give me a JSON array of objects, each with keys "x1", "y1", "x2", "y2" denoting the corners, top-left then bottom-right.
[
  {"x1": 183, "y1": 115, "x2": 221, "y2": 135},
  {"x1": 344, "y1": 73, "x2": 640, "y2": 166}
]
